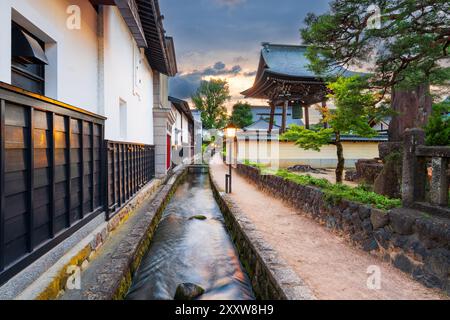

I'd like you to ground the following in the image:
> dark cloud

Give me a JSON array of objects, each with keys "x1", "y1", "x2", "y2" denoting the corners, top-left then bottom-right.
[
  {"x1": 231, "y1": 65, "x2": 242, "y2": 73},
  {"x1": 160, "y1": 0, "x2": 330, "y2": 56},
  {"x1": 169, "y1": 62, "x2": 243, "y2": 99},
  {"x1": 233, "y1": 56, "x2": 249, "y2": 63},
  {"x1": 244, "y1": 70, "x2": 257, "y2": 77},
  {"x1": 169, "y1": 73, "x2": 202, "y2": 100},
  {"x1": 161, "y1": 0, "x2": 331, "y2": 100},
  {"x1": 214, "y1": 62, "x2": 226, "y2": 70}
]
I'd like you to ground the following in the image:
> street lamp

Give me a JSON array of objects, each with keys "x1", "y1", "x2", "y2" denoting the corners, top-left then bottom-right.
[{"x1": 224, "y1": 123, "x2": 237, "y2": 193}]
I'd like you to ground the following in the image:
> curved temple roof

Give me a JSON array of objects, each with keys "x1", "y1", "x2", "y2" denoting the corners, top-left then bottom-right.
[
  {"x1": 261, "y1": 44, "x2": 356, "y2": 79},
  {"x1": 241, "y1": 43, "x2": 356, "y2": 104},
  {"x1": 243, "y1": 118, "x2": 281, "y2": 131},
  {"x1": 261, "y1": 44, "x2": 318, "y2": 78}
]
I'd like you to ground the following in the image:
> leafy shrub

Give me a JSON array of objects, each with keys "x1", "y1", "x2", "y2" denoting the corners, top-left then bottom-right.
[
  {"x1": 230, "y1": 102, "x2": 254, "y2": 129},
  {"x1": 243, "y1": 160, "x2": 264, "y2": 169},
  {"x1": 425, "y1": 101, "x2": 450, "y2": 146},
  {"x1": 257, "y1": 168, "x2": 402, "y2": 210},
  {"x1": 276, "y1": 170, "x2": 331, "y2": 189}
]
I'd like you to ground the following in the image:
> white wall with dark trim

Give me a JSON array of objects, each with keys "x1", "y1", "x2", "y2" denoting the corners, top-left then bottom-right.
[
  {"x1": 102, "y1": 5, "x2": 154, "y2": 145},
  {"x1": 0, "y1": 0, "x2": 99, "y2": 112},
  {"x1": 0, "y1": 0, "x2": 156, "y2": 145}
]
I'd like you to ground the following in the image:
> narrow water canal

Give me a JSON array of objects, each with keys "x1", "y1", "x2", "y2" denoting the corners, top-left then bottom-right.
[{"x1": 126, "y1": 173, "x2": 255, "y2": 300}]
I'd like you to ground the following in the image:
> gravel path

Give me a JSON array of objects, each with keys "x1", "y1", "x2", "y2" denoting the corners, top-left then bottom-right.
[{"x1": 210, "y1": 160, "x2": 444, "y2": 300}]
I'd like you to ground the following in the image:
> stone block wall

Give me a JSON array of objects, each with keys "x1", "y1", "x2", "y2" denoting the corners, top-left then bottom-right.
[
  {"x1": 210, "y1": 174, "x2": 315, "y2": 300},
  {"x1": 236, "y1": 164, "x2": 450, "y2": 295}
]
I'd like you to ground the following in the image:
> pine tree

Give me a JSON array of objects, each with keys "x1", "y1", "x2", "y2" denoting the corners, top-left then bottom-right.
[{"x1": 301, "y1": 0, "x2": 450, "y2": 139}]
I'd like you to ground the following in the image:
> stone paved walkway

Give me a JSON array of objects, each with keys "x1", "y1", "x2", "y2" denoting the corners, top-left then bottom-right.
[{"x1": 210, "y1": 159, "x2": 445, "y2": 300}]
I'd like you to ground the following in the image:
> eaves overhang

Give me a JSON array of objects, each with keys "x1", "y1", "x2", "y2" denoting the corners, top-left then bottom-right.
[{"x1": 114, "y1": 0, "x2": 148, "y2": 48}]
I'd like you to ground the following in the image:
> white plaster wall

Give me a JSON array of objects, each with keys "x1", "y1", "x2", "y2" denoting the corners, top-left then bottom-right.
[
  {"x1": 0, "y1": 0, "x2": 99, "y2": 112},
  {"x1": 172, "y1": 107, "x2": 182, "y2": 145},
  {"x1": 0, "y1": 3, "x2": 12, "y2": 84},
  {"x1": 0, "y1": 2, "x2": 155, "y2": 145},
  {"x1": 236, "y1": 140, "x2": 380, "y2": 168},
  {"x1": 172, "y1": 110, "x2": 191, "y2": 146},
  {"x1": 182, "y1": 114, "x2": 189, "y2": 144},
  {"x1": 102, "y1": 6, "x2": 154, "y2": 145},
  {"x1": 192, "y1": 110, "x2": 203, "y2": 164},
  {"x1": 159, "y1": 73, "x2": 169, "y2": 108}
]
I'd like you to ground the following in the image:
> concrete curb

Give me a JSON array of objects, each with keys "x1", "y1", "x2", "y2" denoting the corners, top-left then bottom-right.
[{"x1": 209, "y1": 172, "x2": 316, "y2": 300}]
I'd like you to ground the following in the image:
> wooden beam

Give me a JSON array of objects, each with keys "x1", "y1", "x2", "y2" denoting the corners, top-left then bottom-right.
[
  {"x1": 322, "y1": 100, "x2": 328, "y2": 128},
  {"x1": 50, "y1": 113, "x2": 56, "y2": 238},
  {"x1": 27, "y1": 107, "x2": 35, "y2": 252},
  {"x1": 90, "y1": 0, "x2": 115, "y2": 5},
  {"x1": 91, "y1": 123, "x2": 95, "y2": 212},
  {"x1": 111, "y1": 143, "x2": 117, "y2": 214},
  {"x1": 0, "y1": 82, "x2": 106, "y2": 121},
  {"x1": 119, "y1": 144, "x2": 123, "y2": 206},
  {"x1": 80, "y1": 121, "x2": 85, "y2": 219},
  {"x1": 281, "y1": 101, "x2": 288, "y2": 133},
  {"x1": 304, "y1": 105, "x2": 310, "y2": 129},
  {"x1": 0, "y1": 100, "x2": 5, "y2": 270},
  {"x1": 66, "y1": 117, "x2": 72, "y2": 228},
  {"x1": 114, "y1": 0, "x2": 148, "y2": 48},
  {"x1": 268, "y1": 102, "x2": 275, "y2": 133}
]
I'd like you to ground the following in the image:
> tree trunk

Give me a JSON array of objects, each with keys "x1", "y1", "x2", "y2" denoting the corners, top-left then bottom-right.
[
  {"x1": 389, "y1": 84, "x2": 433, "y2": 142},
  {"x1": 335, "y1": 132, "x2": 345, "y2": 184}
]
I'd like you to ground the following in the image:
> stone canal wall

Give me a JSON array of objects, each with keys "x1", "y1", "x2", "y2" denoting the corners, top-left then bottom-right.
[
  {"x1": 236, "y1": 164, "x2": 450, "y2": 295},
  {"x1": 14, "y1": 167, "x2": 186, "y2": 300},
  {"x1": 5, "y1": 177, "x2": 164, "y2": 300},
  {"x1": 89, "y1": 167, "x2": 188, "y2": 300},
  {"x1": 209, "y1": 173, "x2": 316, "y2": 300}
]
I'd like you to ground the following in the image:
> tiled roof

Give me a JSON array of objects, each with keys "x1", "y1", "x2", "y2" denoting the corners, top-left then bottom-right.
[
  {"x1": 243, "y1": 119, "x2": 280, "y2": 131},
  {"x1": 260, "y1": 43, "x2": 357, "y2": 79},
  {"x1": 241, "y1": 43, "x2": 360, "y2": 102},
  {"x1": 169, "y1": 96, "x2": 193, "y2": 122},
  {"x1": 135, "y1": 0, "x2": 177, "y2": 76},
  {"x1": 336, "y1": 134, "x2": 389, "y2": 142}
]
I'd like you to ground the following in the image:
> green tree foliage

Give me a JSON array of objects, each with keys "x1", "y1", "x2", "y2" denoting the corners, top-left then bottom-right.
[
  {"x1": 301, "y1": 0, "x2": 450, "y2": 90},
  {"x1": 425, "y1": 101, "x2": 450, "y2": 146},
  {"x1": 192, "y1": 79, "x2": 231, "y2": 129},
  {"x1": 282, "y1": 126, "x2": 334, "y2": 152},
  {"x1": 229, "y1": 102, "x2": 254, "y2": 128},
  {"x1": 282, "y1": 76, "x2": 389, "y2": 183}
]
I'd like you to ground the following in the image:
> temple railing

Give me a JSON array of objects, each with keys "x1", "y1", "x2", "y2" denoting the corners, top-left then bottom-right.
[{"x1": 402, "y1": 129, "x2": 450, "y2": 216}]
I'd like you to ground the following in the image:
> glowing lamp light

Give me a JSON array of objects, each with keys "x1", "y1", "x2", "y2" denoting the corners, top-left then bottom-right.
[
  {"x1": 224, "y1": 123, "x2": 238, "y2": 139},
  {"x1": 223, "y1": 123, "x2": 237, "y2": 194}
]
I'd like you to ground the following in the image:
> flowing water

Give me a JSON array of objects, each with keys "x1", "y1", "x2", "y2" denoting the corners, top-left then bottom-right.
[{"x1": 126, "y1": 173, "x2": 255, "y2": 300}]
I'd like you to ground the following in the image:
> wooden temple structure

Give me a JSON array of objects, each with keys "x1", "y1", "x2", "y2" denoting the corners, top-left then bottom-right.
[{"x1": 241, "y1": 43, "x2": 354, "y2": 133}]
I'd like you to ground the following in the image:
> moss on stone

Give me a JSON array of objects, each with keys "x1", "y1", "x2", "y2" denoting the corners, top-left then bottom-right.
[
  {"x1": 36, "y1": 246, "x2": 92, "y2": 300},
  {"x1": 34, "y1": 179, "x2": 170, "y2": 300},
  {"x1": 113, "y1": 271, "x2": 132, "y2": 300}
]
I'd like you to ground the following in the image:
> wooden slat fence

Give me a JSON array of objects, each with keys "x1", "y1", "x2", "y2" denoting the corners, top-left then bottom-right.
[
  {"x1": 105, "y1": 141, "x2": 155, "y2": 219},
  {"x1": 0, "y1": 84, "x2": 156, "y2": 285}
]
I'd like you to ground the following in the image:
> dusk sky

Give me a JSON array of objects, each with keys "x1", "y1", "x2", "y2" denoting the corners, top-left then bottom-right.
[{"x1": 159, "y1": 0, "x2": 330, "y2": 107}]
